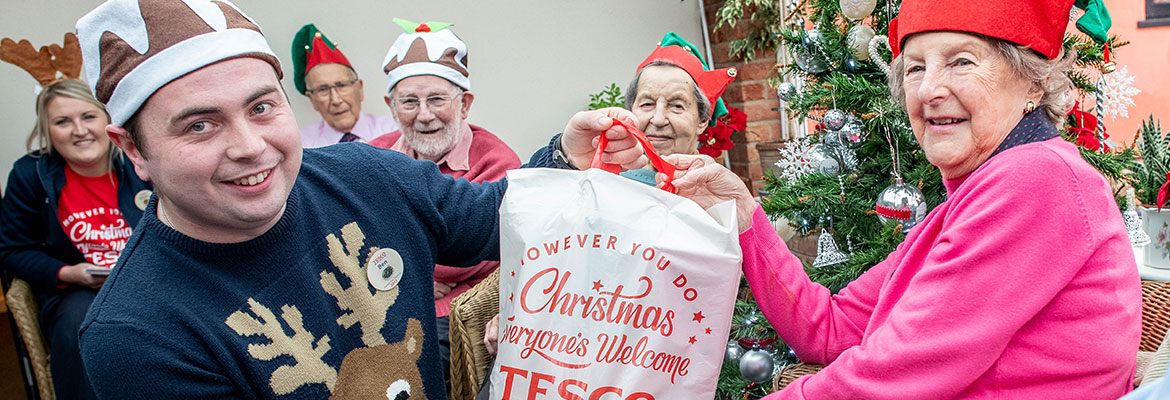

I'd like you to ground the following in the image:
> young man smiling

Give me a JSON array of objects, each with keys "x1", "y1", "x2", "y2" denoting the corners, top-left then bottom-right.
[{"x1": 74, "y1": 0, "x2": 642, "y2": 398}]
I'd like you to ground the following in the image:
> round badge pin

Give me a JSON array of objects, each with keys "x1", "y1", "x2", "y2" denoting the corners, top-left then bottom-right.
[
  {"x1": 366, "y1": 248, "x2": 404, "y2": 291},
  {"x1": 134, "y1": 190, "x2": 152, "y2": 210}
]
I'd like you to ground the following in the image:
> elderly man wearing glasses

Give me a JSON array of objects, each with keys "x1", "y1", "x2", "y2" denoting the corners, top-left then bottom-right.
[
  {"x1": 369, "y1": 18, "x2": 521, "y2": 381},
  {"x1": 292, "y1": 24, "x2": 399, "y2": 147}
]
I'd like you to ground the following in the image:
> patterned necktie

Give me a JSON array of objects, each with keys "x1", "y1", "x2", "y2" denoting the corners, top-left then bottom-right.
[{"x1": 339, "y1": 132, "x2": 361, "y2": 143}]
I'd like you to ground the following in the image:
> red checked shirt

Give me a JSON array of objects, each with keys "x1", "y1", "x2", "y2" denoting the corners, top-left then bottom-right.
[{"x1": 57, "y1": 166, "x2": 133, "y2": 269}]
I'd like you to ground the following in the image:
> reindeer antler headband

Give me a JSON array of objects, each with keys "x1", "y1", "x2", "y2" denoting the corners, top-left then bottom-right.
[{"x1": 0, "y1": 32, "x2": 83, "y2": 87}]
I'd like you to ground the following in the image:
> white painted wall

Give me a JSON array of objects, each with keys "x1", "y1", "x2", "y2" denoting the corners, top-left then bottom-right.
[{"x1": 0, "y1": 0, "x2": 706, "y2": 185}]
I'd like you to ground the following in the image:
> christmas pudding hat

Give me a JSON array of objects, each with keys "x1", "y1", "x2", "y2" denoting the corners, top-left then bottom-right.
[
  {"x1": 382, "y1": 18, "x2": 469, "y2": 92},
  {"x1": 291, "y1": 24, "x2": 352, "y2": 95},
  {"x1": 637, "y1": 32, "x2": 737, "y2": 126},
  {"x1": 889, "y1": 0, "x2": 1075, "y2": 60},
  {"x1": 0, "y1": 32, "x2": 83, "y2": 88},
  {"x1": 76, "y1": 0, "x2": 282, "y2": 126}
]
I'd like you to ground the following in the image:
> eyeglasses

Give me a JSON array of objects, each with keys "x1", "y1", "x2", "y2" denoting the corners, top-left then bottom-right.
[
  {"x1": 391, "y1": 93, "x2": 458, "y2": 113},
  {"x1": 307, "y1": 78, "x2": 359, "y2": 99}
]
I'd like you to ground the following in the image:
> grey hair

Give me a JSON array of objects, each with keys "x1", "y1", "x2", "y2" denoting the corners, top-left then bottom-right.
[
  {"x1": 887, "y1": 36, "x2": 1077, "y2": 126},
  {"x1": 624, "y1": 61, "x2": 712, "y2": 125}
]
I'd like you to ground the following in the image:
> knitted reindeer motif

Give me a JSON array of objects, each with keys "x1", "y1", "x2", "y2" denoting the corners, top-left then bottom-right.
[
  {"x1": 227, "y1": 221, "x2": 426, "y2": 398},
  {"x1": 321, "y1": 222, "x2": 401, "y2": 347},
  {"x1": 225, "y1": 299, "x2": 338, "y2": 395},
  {"x1": 0, "y1": 33, "x2": 82, "y2": 86},
  {"x1": 322, "y1": 222, "x2": 426, "y2": 399}
]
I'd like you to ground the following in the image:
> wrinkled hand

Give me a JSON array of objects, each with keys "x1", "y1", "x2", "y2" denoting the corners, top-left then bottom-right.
[
  {"x1": 433, "y1": 281, "x2": 457, "y2": 300},
  {"x1": 561, "y1": 107, "x2": 647, "y2": 170},
  {"x1": 58, "y1": 263, "x2": 107, "y2": 289},
  {"x1": 484, "y1": 313, "x2": 500, "y2": 356},
  {"x1": 658, "y1": 154, "x2": 758, "y2": 233}
]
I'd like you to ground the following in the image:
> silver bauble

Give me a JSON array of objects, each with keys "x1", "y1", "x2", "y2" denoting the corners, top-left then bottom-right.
[
  {"x1": 846, "y1": 25, "x2": 876, "y2": 60},
  {"x1": 822, "y1": 129, "x2": 842, "y2": 147},
  {"x1": 823, "y1": 109, "x2": 848, "y2": 131},
  {"x1": 794, "y1": 52, "x2": 828, "y2": 74},
  {"x1": 777, "y1": 82, "x2": 799, "y2": 101},
  {"x1": 839, "y1": 0, "x2": 877, "y2": 20},
  {"x1": 839, "y1": 119, "x2": 865, "y2": 145},
  {"x1": 802, "y1": 29, "x2": 823, "y2": 47},
  {"x1": 738, "y1": 349, "x2": 777, "y2": 383},
  {"x1": 805, "y1": 144, "x2": 842, "y2": 175},
  {"x1": 725, "y1": 340, "x2": 746, "y2": 365},
  {"x1": 875, "y1": 178, "x2": 928, "y2": 232}
]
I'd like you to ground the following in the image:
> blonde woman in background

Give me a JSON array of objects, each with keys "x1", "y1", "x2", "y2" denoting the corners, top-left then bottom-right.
[{"x1": 0, "y1": 79, "x2": 151, "y2": 399}]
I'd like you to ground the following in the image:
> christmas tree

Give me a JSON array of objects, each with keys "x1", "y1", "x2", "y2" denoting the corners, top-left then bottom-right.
[{"x1": 712, "y1": 0, "x2": 1135, "y2": 398}]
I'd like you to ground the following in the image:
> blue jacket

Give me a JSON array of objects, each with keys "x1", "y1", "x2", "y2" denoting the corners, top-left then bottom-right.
[{"x1": 0, "y1": 151, "x2": 151, "y2": 295}]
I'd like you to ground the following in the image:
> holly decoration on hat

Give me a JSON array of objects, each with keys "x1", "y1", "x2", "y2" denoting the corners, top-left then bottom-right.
[
  {"x1": 393, "y1": 18, "x2": 454, "y2": 33},
  {"x1": 699, "y1": 107, "x2": 746, "y2": 157}
]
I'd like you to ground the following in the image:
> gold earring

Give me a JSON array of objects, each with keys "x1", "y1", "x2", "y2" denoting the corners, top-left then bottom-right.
[{"x1": 1024, "y1": 101, "x2": 1036, "y2": 114}]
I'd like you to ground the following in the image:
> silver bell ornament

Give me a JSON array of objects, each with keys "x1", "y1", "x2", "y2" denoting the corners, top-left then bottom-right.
[
  {"x1": 813, "y1": 230, "x2": 849, "y2": 268},
  {"x1": 846, "y1": 25, "x2": 876, "y2": 60},
  {"x1": 1125, "y1": 188, "x2": 1151, "y2": 246},
  {"x1": 823, "y1": 109, "x2": 848, "y2": 131},
  {"x1": 777, "y1": 82, "x2": 799, "y2": 101},
  {"x1": 875, "y1": 177, "x2": 928, "y2": 232},
  {"x1": 725, "y1": 340, "x2": 746, "y2": 366},
  {"x1": 839, "y1": 0, "x2": 877, "y2": 20},
  {"x1": 738, "y1": 348, "x2": 777, "y2": 383},
  {"x1": 805, "y1": 144, "x2": 842, "y2": 175}
]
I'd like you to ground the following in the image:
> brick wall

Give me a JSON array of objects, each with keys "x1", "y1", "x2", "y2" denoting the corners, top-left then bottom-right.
[{"x1": 703, "y1": 0, "x2": 786, "y2": 196}]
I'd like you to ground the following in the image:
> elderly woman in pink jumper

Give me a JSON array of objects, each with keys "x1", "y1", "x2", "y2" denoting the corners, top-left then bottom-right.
[{"x1": 663, "y1": 0, "x2": 1142, "y2": 398}]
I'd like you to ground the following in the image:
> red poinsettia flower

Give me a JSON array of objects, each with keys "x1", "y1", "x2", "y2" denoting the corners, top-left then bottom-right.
[
  {"x1": 698, "y1": 106, "x2": 744, "y2": 157},
  {"x1": 699, "y1": 124, "x2": 735, "y2": 157},
  {"x1": 1067, "y1": 101, "x2": 1110, "y2": 152},
  {"x1": 721, "y1": 107, "x2": 748, "y2": 131}
]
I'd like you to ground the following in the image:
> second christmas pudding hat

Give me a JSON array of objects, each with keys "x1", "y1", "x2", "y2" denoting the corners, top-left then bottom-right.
[
  {"x1": 75, "y1": 0, "x2": 281, "y2": 126},
  {"x1": 382, "y1": 18, "x2": 469, "y2": 93},
  {"x1": 291, "y1": 24, "x2": 353, "y2": 95},
  {"x1": 637, "y1": 32, "x2": 737, "y2": 126},
  {"x1": 889, "y1": 0, "x2": 1075, "y2": 60}
]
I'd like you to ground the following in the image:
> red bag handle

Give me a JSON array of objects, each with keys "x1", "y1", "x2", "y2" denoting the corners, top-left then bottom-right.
[{"x1": 588, "y1": 118, "x2": 677, "y2": 193}]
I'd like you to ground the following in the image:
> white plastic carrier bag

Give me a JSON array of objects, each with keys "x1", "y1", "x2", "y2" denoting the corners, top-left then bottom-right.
[{"x1": 490, "y1": 125, "x2": 743, "y2": 400}]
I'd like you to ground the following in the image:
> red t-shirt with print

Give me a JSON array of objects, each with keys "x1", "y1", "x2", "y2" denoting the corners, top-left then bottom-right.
[{"x1": 57, "y1": 166, "x2": 133, "y2": 270}]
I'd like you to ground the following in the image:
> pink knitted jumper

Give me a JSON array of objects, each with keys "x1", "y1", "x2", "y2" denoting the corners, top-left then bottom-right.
[{"x1": 744, "y1": 137, "x2": 1141, "y2": 399}]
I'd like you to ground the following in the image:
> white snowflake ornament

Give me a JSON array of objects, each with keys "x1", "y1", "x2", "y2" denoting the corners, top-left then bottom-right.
[
  {"x1": 1099, "y1": 65, "x2": 1140, "y2": 120},
  {"x1": 775, "y1": 136, "x2": 813, "y2": 185}
]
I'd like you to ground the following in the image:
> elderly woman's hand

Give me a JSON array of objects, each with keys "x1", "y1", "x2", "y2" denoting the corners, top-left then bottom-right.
[
  {"x1": 484, "y1": 313, "x2": 500, "y2": 356},
  {"x1": 659, "y1": 154, "x2": 757, "y2": 233},
  {"x1": 561, "y1": 108, "x2": 647, "y2": 170}
]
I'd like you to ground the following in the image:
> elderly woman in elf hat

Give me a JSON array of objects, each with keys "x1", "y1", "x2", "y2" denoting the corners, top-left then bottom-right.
[{"x1": 663, "y1": 0, "x2": 1141, "y2": 398}]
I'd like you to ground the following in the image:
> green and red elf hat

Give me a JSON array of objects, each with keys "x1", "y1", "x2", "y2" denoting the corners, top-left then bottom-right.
[
  {"x1": 291, "y1": 23, "x2": 352, "y2": 95},
  {"x1": 637, "y1": 32, "x2": 736, "y2": 127},
  {"x1": 888, "y1": 0, "x2": 1076, "y2": 60}
]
